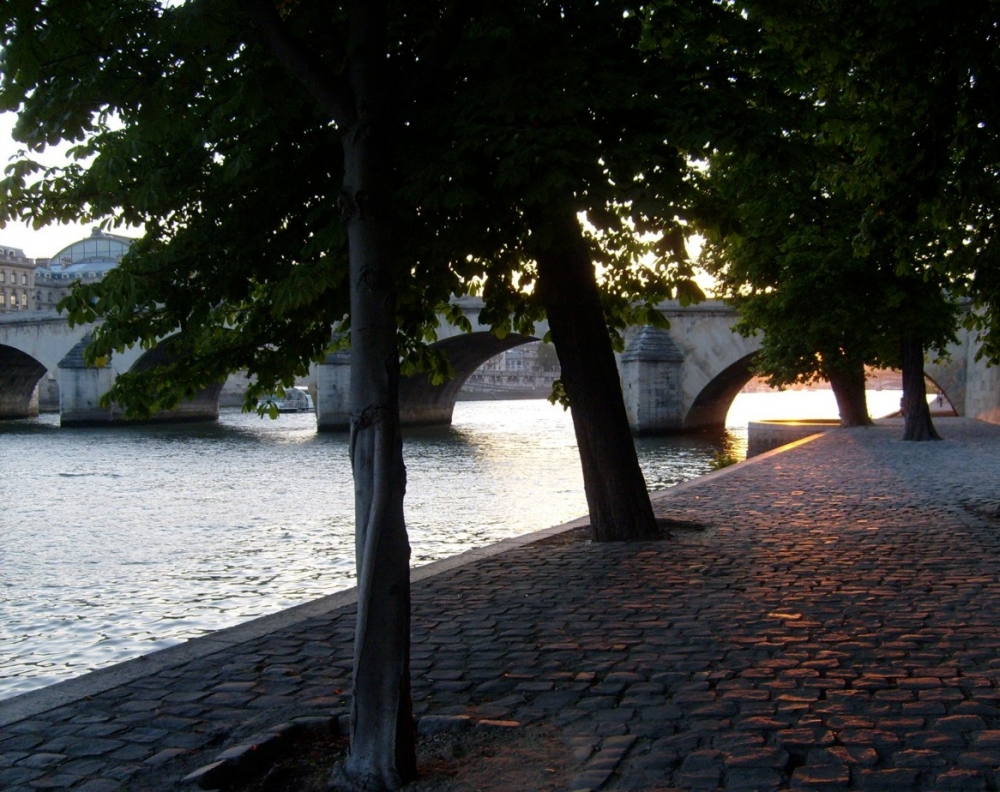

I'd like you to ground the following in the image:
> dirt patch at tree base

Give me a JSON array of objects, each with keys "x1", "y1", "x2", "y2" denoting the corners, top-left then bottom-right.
[
  {"x1": 229, "y1": 722, "x2": 572, "y2": 792},
  {"x1": 535, "y1": 518, "x2": 709, "y2": 547}
]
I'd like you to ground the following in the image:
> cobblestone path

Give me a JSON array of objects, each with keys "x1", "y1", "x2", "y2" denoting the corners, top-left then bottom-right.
[{"x1": 2, "y1": 418, "x2": 1000, "y2": 791}]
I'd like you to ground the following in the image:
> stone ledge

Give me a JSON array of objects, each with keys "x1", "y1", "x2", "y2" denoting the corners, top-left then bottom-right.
[{"x1": 747, "y1": 419, "x2": 840, "y2": 458}]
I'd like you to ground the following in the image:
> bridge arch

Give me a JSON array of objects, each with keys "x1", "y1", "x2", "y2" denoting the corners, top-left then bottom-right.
[
  {"x1": 685, "y1": 352, "x2": 757, "y2": 430},
  {"x1": 126, "y1": 336, "x2": 224, "y2": 423},
  {"x1": 920, "y1": 372, "x2": 960, "y2": 416},
  {"x1": 923, "y1": 342, "x2": 966, "y2": 416},
  {"x1": 55, "y1": 333, "x2": 223, "y2": 425},
  {"x1": 317, "y1": 330, "x2": 545, "y2": 430},
  {"x1": 0, "y1": 344, "x2": 46, "y2": 418},
  {"x1": 400, "y1": 332, "x2": 542, "y2": 425},
  {"x1": 684, "y1": 351, "x2": 963, "y2": 431}
]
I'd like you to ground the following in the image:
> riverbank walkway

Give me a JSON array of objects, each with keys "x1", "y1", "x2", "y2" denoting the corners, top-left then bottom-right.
[{"x1": 4, "y1": 417, "x2": 1000, "y2": 790}]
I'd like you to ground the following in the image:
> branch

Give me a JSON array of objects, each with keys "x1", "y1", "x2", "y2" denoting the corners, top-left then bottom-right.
[{"x1": 240, "y1": 0, "x2": 355, "y2": 128}]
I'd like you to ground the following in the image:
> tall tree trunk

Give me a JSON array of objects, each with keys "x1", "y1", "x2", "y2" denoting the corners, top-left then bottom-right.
[
  {"x1": 827, "y1": 360, "x2": 873, "y2": 427},
  {"x1": 234, "y1": 2, "x2": 416, "y2": 787},
  {"x1": 340, "y1": 3, "x2": 416, "y2": 788},
  {"x1": 901, "y1": 335, "x2": 941, "y2": 441},
  {"x1": 529, "y1": 205, "x2": 659, "y2": 542}
]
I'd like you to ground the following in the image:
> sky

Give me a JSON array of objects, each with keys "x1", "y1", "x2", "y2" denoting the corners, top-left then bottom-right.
[{"x1": 0, "y1": 112, "x2": 103, "y2": 259}]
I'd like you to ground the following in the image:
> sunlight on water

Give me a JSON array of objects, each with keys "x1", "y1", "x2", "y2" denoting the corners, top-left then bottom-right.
[{"x1": 728, "y1": 388, "x2": 905, "y2": 425}]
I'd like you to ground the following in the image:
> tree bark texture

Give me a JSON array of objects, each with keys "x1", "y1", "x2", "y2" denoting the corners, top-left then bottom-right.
[
  {"x1": 827, "y1": 361, "x2": 873, "y2": 428},
  {"x1": 900, "y1": 335, "x2": 941, "y2": 441},
  {"x1": 340, "y1": 3, "x2": 416, "y2": 788},
  {"x1": 530, "y1": 206, "x2": 660, "y2": 542}
]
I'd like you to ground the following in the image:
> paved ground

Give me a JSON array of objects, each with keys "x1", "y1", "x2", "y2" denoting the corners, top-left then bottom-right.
[{"x1": 3, "y1": 417, "x2": 1000, "y2": 791}]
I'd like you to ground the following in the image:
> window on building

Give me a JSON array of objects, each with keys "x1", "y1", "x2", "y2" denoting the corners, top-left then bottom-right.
[
  {"x1": 0, "y1": 271, "x2": 6, "y2": 283},
  {"x1": 20, "y1": 292, "x2": 28, "y2": 307},
  {"x1": 22, "y1": 273, "x2": 28, "y2": 285}
]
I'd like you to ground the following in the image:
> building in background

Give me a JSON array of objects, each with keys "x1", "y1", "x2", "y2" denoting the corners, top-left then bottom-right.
[
  {"x1": 0, "y1": 228, "x2": 134, "y2": 409},
  {"x1": 1, "y1": 227, "x2": 133, "y2": 314},
  {"x1": 460, "y1": 341, "x2": 561, "y2": 400},
  {"x1": 32, "y1": 227, "x2": 132, "y2": 309},
  {"x1": 0, "y1": 245, "x2": 34, "y2": 312}
]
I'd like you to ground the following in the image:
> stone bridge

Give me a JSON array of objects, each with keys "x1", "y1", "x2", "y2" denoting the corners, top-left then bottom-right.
[
  {"x1": 2, "y1": 298, "x2": 996, "y2": 432},
  {"x1": 0, "y1": 312, "x2": 223, "y2": 425},
  {"x1": 313, "y1": 298, "x2": 775, "y2": 431}
]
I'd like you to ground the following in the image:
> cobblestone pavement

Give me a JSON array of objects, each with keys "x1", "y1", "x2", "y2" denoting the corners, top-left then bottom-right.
[{"x1": 3, "y1": 417, "x2": 1000, "y2": 791}]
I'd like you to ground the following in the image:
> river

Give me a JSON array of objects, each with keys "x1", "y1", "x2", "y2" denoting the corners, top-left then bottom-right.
[{"x1": 0, "y1": 390, "x2": 904, "y2": 700}]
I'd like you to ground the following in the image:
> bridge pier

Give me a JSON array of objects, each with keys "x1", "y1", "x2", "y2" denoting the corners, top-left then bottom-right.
[
  {"x1": 315, "y1": 350, "x2": 351, "y2": 431},
  {"x1": 315, "y1": 332, "x2": 542, "y2": 432},
  {"x1": 621, "y1": 327, "x2": 686, "y2": 434},
  {"x1": 58, "y1": 343, "x2": 122, "y2": 426},
  {"x1": 0, "y1": 385, "x2": 39, "y2": 420},
  {"x1": 57, "y1": 337, "x2": 223, "y2": 426}
]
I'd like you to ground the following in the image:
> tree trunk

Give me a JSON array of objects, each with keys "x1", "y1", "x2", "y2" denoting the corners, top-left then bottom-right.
[
  {"x1": 340, "y1": 3, "x2": 416, "y2": 788},
  {"x1": 900, "y1": 335, "x2": 941, "y2": 441},
  {"x1": 228, "y1": 2, "x2": 415, "y2": 786},
  {"x1": 530, "y1": 205, "x2": 660, "y2": 542},
  {"x1": 827, "y1": 361, "x2": 873, "y2": 427}
]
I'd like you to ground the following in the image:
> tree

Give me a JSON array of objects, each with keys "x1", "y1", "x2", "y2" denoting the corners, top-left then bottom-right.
[
  {"x1": 1, "y1": 0, "x2": 716, "y2": 783},
  {"x1": 816, "y1": 0, "x2": 999, "y2": 440},
  {"x1": 415, "y1": 5, "x2": 668, "y2": 541},
  {"x1": 745, "y1": 0, "x2": 1000, "y2": 440},
  {"x1": 788, "y1": 0, "x2": 972, "y2": 441},
  {"x1": 226, "y1": 1, "x2": 419, "y2": 784},
  {"x1": 533, "y1": 341, "x2": 560, "y2": 372},
  {"x1": 2, "y1": 1, "x2": 418, "y2": 786},
  {"x1": 701, "y1": 140, "x2": 958, "y2": 430},
  {"x1": 397, "y1": 2, "x2": 777, "y2": 539},
  {"x1": 702, "y1": 144, "x2": 877, "y2": 427},
  {"x1": 690, "y1": 0, "x2": 968, "y2": 438}
]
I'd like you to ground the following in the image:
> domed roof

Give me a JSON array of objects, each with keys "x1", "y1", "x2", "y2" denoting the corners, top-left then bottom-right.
[{"x1": 46, "y1": 227, "x2": 133, "y2": 277}]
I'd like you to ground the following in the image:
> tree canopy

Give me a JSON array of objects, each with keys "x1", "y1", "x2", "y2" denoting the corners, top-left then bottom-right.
[
  {"x1": 3, "y1": 0, "x2": 756, "y2": 545},
  {"x1": 701, "y1": 125, "x2": 959, "y2": 428},
  {"x1": 0, "y1": 0, "x2": 709, "y2": 413},
  {"x1": 693, "y1": 0, "x2": 993, "y2": 435}
]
